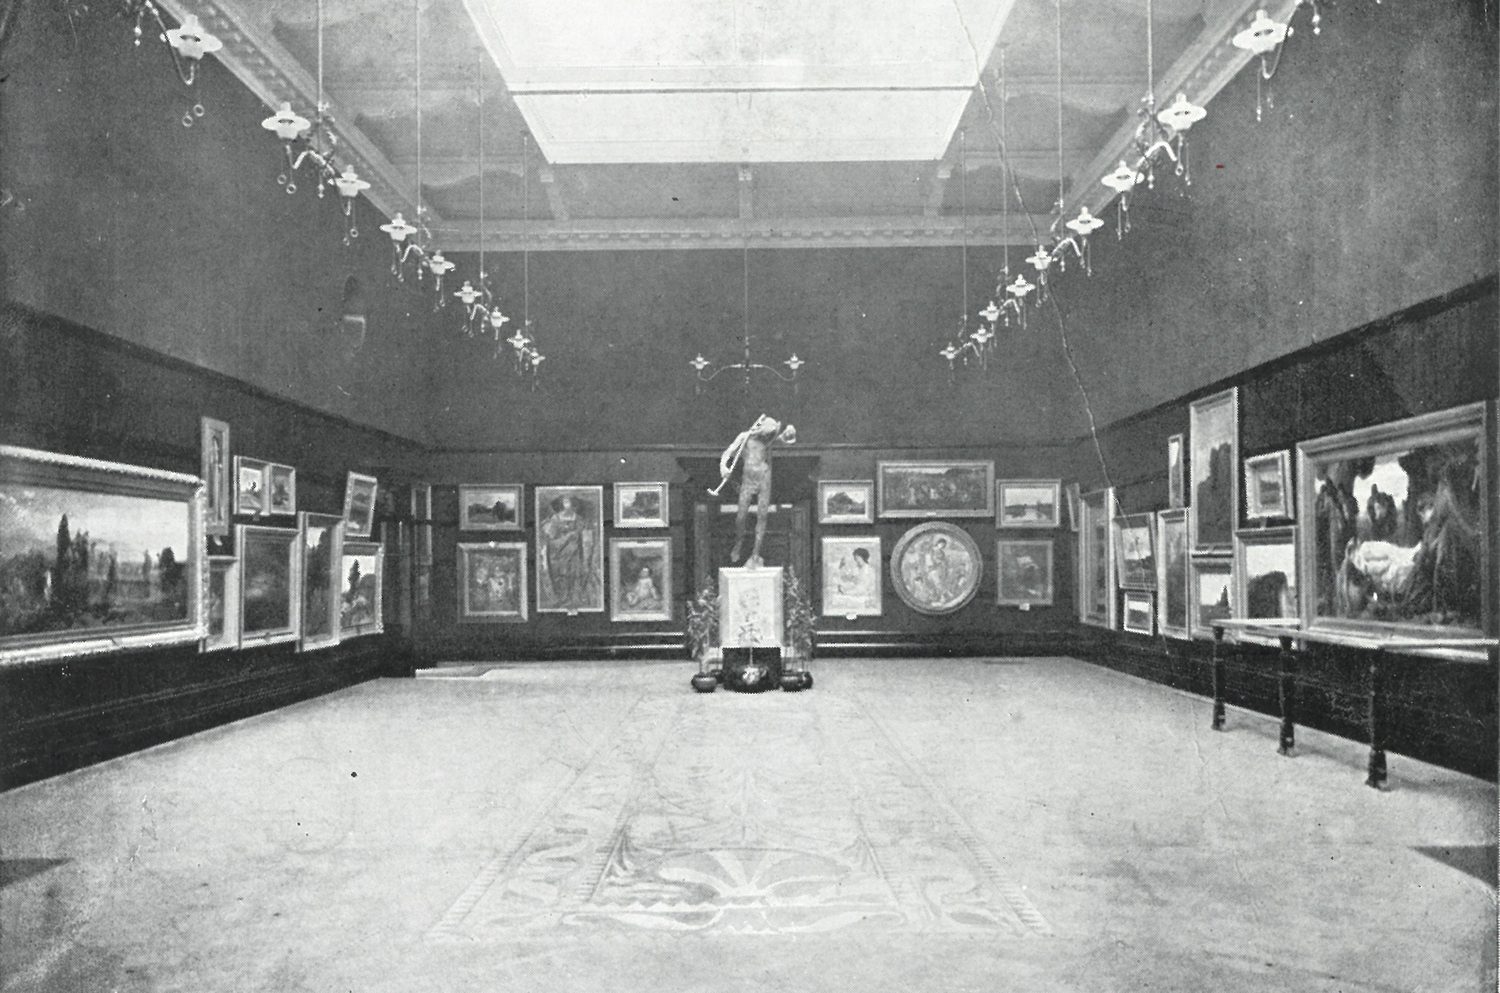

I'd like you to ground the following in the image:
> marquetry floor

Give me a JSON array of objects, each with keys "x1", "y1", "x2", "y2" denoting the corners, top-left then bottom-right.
[{"x1": 1, "y1": 658, "x2": 1494, "y2": 992}]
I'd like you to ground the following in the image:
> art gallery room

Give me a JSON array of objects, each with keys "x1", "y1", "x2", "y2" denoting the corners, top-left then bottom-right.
[{"x1": 1, "y1": 0, "x2": 1498, "y2": 989}]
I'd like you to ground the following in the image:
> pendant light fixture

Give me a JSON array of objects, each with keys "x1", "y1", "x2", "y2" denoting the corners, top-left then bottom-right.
[
  {"x1": 456, "y1": 62, "x2": 510, "y2": 340},
  {"x1": 122, "y1": 3, "x2": 221, "y2": 126},
  {"x1": 690, "y1": 245, "x2": 804, "y2": 393},
  {"x1": 505, "y1": 134, "x2": 544, "y2": 383}
]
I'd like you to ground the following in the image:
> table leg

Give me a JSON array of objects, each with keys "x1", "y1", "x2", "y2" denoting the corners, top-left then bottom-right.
[
  {"x1": 1366, "y1": 654, "x2": 1388, "y2": 789},
  {"x1": 1211, "y1": 625, "x2": 1227, "y2": 731},
  {"x1": 1277, "y1": 635, "x2": 1297, "y2": 757}
]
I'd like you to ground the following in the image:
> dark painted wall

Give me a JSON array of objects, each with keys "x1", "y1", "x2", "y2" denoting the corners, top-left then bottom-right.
[
  {"x1": 0, "y1": 4, "x2": 435, "y2": 444},
  {"x1": 0, "y1": 303, "x2": 426, "y2": 789}
]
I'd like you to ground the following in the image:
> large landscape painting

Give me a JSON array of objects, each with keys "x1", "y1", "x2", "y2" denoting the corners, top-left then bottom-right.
[
  {"x1": 1, "y1": 446, "x2": 201, "y2": 661},
  {"x1": 877, "y1": 461, "x2": 995, "y2": 519},
  {"x1": 1189, "y1": 388, "x2": 1238, "y2": 552}
]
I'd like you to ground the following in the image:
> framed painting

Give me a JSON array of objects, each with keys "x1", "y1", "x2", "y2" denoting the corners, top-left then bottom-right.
[
  {"x1": 202, "y1": 555, "x2": 239, "y2": 652},
  {"x1": 719, "y1": 566, "x2": 784, "y2": 649},
  {"x1": 1112, "y1": 511, "x2": 1157, "y2": 591},
  {"x1": 817, "y1": 480, "x2": 875, "y2": 525},
  {"x1": 200, "y1": 417, "x2": 231, "y2": 537},
  {"x1": 1123, "y1": 591, "x2": 1155, "y2": 635},
  {"x1": 821, "y1": 535, "x2": 882, "y2": 617},
  {"x1": 297, "y1": 512, "x2": 343, "y2": 652},
  {"x1": 234, "y1": 456, "x2": 269, "y2": 515},
  {"x1": 342, "y1": 472, "x2": 378, "y2": 538},
  {"x1": 996, "y1": 539, "x2": 1054, "y2": 607},
  {"x1": 1189, "y1": 388, "x2": 1238, "y2": 553},
  {"x1": 266, "y1": 463, "x2": 297, "y2": 516},
  {"x1": 889, "y1": 522, "x2": 982, "y2": 615},
  {"x1": 459, "y1": 484, "x2": 523, "y2": 531},
  {"x1": 996, "y1": 479, "x2": 1062, "y2": 529},
  {"x1": 535, "y1": 485, "x2": 605, "y2": 614},
  {"x1": 1155, "y1": 509, "x2": 1190, "y2": 639},
  {"x1": 610, "y1": 537, "x2": 672, "y2": 622},
  {"x1": 340, "y1": 540, "x2": 384, "y2": 638},
  {"x1": 457, "y1": 541, "x2": 528, "y2": 622},
  {"x1": 1167, "y1": 433, "x2": 1185, "y2": 510},
  {"x1": 410, "y1": 483, "x2": 432, "y2": 522},
  {"x1": 1244, "y1": 450, "x2": 1293, "y2": 521},
  {"x1": 1234, "y1": 526, "x2": 1298, "y2": 644},
  {"x1": 1078, "y1": 489, "x2": 1116, "y2": 628},
  {"x1": 0, "y1": 445, "x2": 204, "y2": 665},
  {"x1": 1190, "y1": 556, "x2": 1233, "y2": 640},
  {"x1": 614, "y1": 482, "x2": 669, "y2": 529},
  {"x1": 1064, "y1": 482, "x2": 1081, "y2": 533},
  {"x1": 238, "y1": 523, "x2": 300, "y2": 647},
  {"x1": 876, "y1": 461, "x2": 995, "y2": 519},
  {"x1": 1296, "y1": 402, "x2": 1490, "y2": 656}
]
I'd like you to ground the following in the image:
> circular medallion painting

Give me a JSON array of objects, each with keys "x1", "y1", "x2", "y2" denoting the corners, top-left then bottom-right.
[{"x1": 889, "y1": 522, "x2": 983, "y2": 615}]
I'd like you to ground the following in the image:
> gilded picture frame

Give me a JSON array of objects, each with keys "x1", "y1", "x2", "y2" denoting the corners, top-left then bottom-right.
[
  {"x1": 1233, "y1": 526, "x2": 1298, "y2": 645},
  {"x1": 342, "y1": 471, "x2": 379, "y2": 539},
  {"x1": 238, "y1": 523, "x2": 301, "y2": 648},
  {"x1": 996, "y1": 479, "x2": 1062, "y2": 529},
  {"x1": 821, "y1": 535, "x2": 883, "y2": 617},
  {"x1": 1189, "y1": 387, "x2": 1238, "y2": 553},
  {"x1": 339, "y1": 540, "x2": 384, "y2": 638},
  {"x1": 457, "y1": 541, "x2": 528, "y2": 623},
  {"x1": 202, "y1": 554, "x2": 240, "y2": 652},
  {"x1": 535, "y1": 485, "x2": 605, "y2": 614},
  {"x1": 459, "y1": 484, "x2": 523, "y2": 531},
  {"x1": 1155, "y1": 509, "x2": 1190, "y2": 639},
  {"x1": 1122, "y1": 591, "x2": 1155, "y2": 635},
  {"x1": 610, "y1": 537, "x2": 672, "y2": 622},
  {"x1": 996, "y1": 538, "x2": 1054, "y2": 607},
  {"x1": 297, "y1": 512, "x2": 344, "y2": 652},
  {"x1": 817, "y1": 480, "x2": 875, "y2": 525},
  {"x1": 1078, "y1": 488, "x2": 1116, "y2": 629},
  {"x1": 614, "y1": 482, "x2": 669, "y2": 529},
  {"x1": 200, "y1": 416, "x2": 230, "y2": 537},
  {"x1": 876, "y1": 461, "x2": 995, "y2": 519},
  {"x1": 1244, "y1": 449, "x2": 1293, "y2": 521},
  {"x1": 889, "y1": 522, "x2": 983, "y2": 615}
]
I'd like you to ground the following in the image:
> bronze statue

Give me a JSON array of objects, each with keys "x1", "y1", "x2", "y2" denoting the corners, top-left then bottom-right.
[{"x1": 709, "y1": 413, "x2": 797, "y2": 567}]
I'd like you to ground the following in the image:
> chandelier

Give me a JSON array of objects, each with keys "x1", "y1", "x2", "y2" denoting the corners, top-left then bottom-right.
[
  {"x1": 108, "y1": 3, "x2": 223, "y2": 126},
  {"x1": 690, "y1": 246, "x2": 804, "y2": 394},
  {"x1": 504, "y1": 133, "x2": 546, "y2": 384},
  {"x1": 455, "y1": 62, "x2": 512, "y2": 345},
  {"x1": 939, "y1": 130, "x2": 997, "y2": 379}
]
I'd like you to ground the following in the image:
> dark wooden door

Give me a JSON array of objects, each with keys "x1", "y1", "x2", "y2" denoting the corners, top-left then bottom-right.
[{"x1": 692, "y1": 501, "x2": 811, "y2": 594}]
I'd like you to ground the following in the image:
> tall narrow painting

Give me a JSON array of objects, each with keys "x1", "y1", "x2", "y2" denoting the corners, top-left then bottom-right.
[
  {"x1": 1078, "y1": 488, "x2": 1115, "y2": 629},
  {"x1": 200, "y1": 417, "x2": 230, "y2": 537},
  {"x1": 535, "y1": 485, "x2": 605, "y2": 614},
  {"x1": 340, "y1": 540, "x2": 384, "y2": 638},
  {"x1": 297, "y1": 512, "x2": 343, "y2": 652},
  {"x1": 238, "y1": 523, "x2": 300, "y2": 647},
  {"x1": 343, "y1": 472, "x2": 379, "y2": 539},
  {"x1": 1155, "y1": 509, "x2": 1189, "y2": 639},
  {"x1": 0, "y1": 445, "x2": 204, "y2": 664},
  {"x1": 1189, "y1": 388, "x2": 1238, "y2": 553}
]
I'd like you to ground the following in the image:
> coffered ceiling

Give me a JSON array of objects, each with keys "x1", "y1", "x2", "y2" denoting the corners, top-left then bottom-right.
[{"x1": 160, "y1": 0, "x2": 1291, "y2": 250}]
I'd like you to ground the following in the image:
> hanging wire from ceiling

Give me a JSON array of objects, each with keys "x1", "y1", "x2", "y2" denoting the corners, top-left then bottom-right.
[{"x1": 504, "y1": 133, "x2": 544, "y2": 383}]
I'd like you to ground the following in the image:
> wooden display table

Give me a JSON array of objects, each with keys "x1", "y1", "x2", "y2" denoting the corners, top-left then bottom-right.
[{"x1": 1208, "y1": 620, "x2": 1498, "y2": 789}]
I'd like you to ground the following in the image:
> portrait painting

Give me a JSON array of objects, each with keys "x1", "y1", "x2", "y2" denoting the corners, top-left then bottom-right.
[
  {"x1": 0, "y1": 445, "x2": 203, "y2": 664},
  {"x1": 202, "y1": 555, "x2": 239, "y2": 652},
  {"x1": 1190, "y1": 556, "x2": 1233, "y2": 639},
  {"x1": 459, "y1": 484, "x2": 523, "y2": 531},
  {"x1": 610, "y1": 538, "x2": 672, "y2": 622},
  {"x1": 340, "y1": 541, "x2": 384, "y2": 638},
  {"x1": 201, "y1": 417, "x2": 230, "y2": 537},
  {"x1": 1112, "y1": 512, "x2": 1157, "y2": 591},
  {"x1": 996, "y1": 479, "x2": 1061, "y2": 528},
  {"x1": 817, "y1": 480, "x2": 875, "y2": 525},
  {"x1": 342, "y1": 472, "x2": 378, "y2": 538},
  {"x1": 1296, "y1": 402, "x2": 1489, "y2": 654},
  {"x1": 238, "y1": 523, "x2": 300, "y2": 647},
  {"x1": 535, "y1": 485, "x2": 605, "y2": 613},
  {"x1": 1078, "y1": 489, "x2": 1115, "y2": 628},
  {"x1": 889, "y1": 522, "x2": 982, "y2": 615},
  {"x1": 297, "y1": 512, "x2": 343, "y2": 652},
  {"x1": 267, "y1": 463, "x2": 297, "y2": 516},
  {"x1": 1123, "y1": 591, "x2": 1155, "y2": 635},
  {"x1": 1155, "y1": 509, "x2": 1189, "y2": 639},
  {"x1": 996, "y1": 539, "x2": 1053, "y2": 607},
  {"x1": 614, "y1": 482, "x2": 669, "y2": 529},
  {"x1": 457, "y1": 541, "x2": 528, "y2": 622},
  {"x1": 1189, "y1": 388, "x2": 1238, "y2": 553},
  {"x1": 1234, "y1": 527, "x2": 1298, "y2": 644},
  {"x1": 876, "y1": 461, "x2": 995, "y2": 519},
  {"x1": 719, "y1": 566, "x2": 784, "y2": 649},
  {"x1": 1244, "y1": 449, "x2": 1293, "y2": 521},
  {"x1": 235, "y1": 456, "x2": 268, "y2": 515},
  {"x1": 1166, "y1": 433, "x2": 1185, "y2": 510},
  {"x1": 821, "y1": 536, "x2": 882, "y2": 617}
]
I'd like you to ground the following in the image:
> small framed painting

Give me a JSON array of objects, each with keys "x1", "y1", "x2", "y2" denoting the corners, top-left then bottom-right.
[
  {"x1": 457, "y1": 541, "x2": 528, "y2": 622},
  {"x1": 877, "y1": 461, "x2": 995, "y2": 519},
  {"x1": 234, "y1": 456, "x2": 269, "y2": 515},
  {"x1": 1112, "y1": 512, "x2": 1157, "y2": 591},
  {"x1": 1155, "y1": 509, "x2": 1190, "y2": 639},
  {"x1": 1064, "y1": 482, "x2": 1081, "y2": 533},
  {"x1": 817, "y1": 480, "x2": 875, "y2": 525},
  {"x1": 297, "y1": 512, "x2": 343, "y2": 652},
  {"x1": 238, "y1": 523, "x2": 301, "y2": 647},
  {"x1": 1244, "y1": 450, "x2": 1293, "y2": 521},
  {"x1": 1190, "y1": 555, "x2": 1233, "y2": 640},
  {"x1": 610, "y1": 537, "x2": 672, "y2": 621},
  {"x1": 340, "y1": 540, "x2": 384, "y2": 638},
  {"x1": 342, "y1": 472, "x2": 378, "y2": 538},
  {"x1": 996, "y1": 479, "x2": 1062, "y2": 529},
  {"x1": 615, "y1": 482, "x2": 669, "y2": 529},
  {"x1": 1167, "y1": 433, "x2": 1185, "y2": 510},
  {"x1": 201, "y1": 417, "x2": 231, "y2": 537},
  {"x1": 459, "y1": 484, "x2": 523, "y2": 531},
  {"x1": 1123, "y1": 591, "x2": 1156, "y2": 634},
  {"x1": 821, "y1": 535, "x2": 882, "y2": 617},
  {"x1": 996, "y1": 539, "x2": 1054, "y2": 607},
  {"x1": 266, "y1": 463, "x2": 297, "y2": 516},
  {"x1": 1234, "y1": 526, "x2": 1298, "y2": 644},
  {"x1": 202, "y1": 555, "x2": 240, "y2": 652}
]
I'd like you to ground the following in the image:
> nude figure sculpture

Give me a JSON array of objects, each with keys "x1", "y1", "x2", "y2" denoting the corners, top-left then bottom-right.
[{"x1": 709, "y1": 413, "x2": 797, "y2": 568}]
